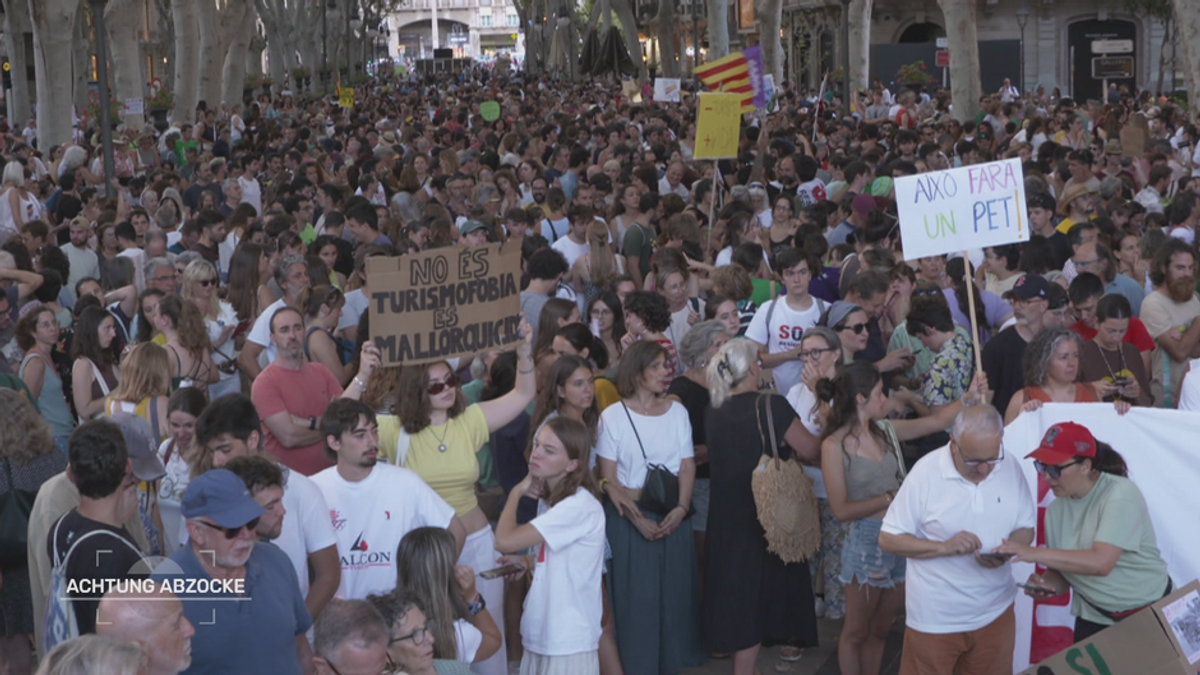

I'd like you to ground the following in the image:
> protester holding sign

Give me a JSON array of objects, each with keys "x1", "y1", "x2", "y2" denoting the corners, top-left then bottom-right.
[
  {"x1": 998, "y1": 422, "x2": 1172, "y2": 642},
  {"x1": 391, "y1": 318, "x2": 534, "y2": 675}
]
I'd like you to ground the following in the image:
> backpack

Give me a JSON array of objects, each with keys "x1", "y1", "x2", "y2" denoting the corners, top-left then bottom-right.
[{"x1": 43, "y1": 516, "x2": 144, "y2": 653}]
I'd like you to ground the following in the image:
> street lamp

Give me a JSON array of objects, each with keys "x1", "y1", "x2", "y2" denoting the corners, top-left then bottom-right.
[
  {"x1": 89, "y1": 0, "x2": 115, "y2": 199},
  {"x1": 1016, "y1": 6, "x2": 1030, "y2": 95}
]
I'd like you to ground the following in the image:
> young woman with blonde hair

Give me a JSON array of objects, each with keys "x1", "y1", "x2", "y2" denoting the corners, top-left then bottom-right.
[
  {"x1": 181, "y1": 258, "x2": 240, "y2": 397},
  {"x1": 572, "y1": 220, "x2": 625, "y2": 310},
  {"x1": 103, "y1": 342, "x2": 171, "y2": 439},
  {"x1": 154, "y1": 295, "x2": 217, "y2": 392}
]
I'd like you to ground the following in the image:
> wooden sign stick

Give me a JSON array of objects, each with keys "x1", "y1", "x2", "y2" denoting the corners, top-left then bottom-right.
[{"x1": 961, "y1": 251, "x2": 984, "y2": 373}]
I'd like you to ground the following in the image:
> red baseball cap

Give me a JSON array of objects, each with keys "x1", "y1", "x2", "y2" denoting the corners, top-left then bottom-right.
[{"x1": 1026, "y1": 422, "x2": 1097, "y2": 465}]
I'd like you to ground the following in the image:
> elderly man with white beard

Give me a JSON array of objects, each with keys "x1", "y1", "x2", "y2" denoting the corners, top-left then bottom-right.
[{"x1": 96, "y1": 586, "x2": 196, "y2": 675}]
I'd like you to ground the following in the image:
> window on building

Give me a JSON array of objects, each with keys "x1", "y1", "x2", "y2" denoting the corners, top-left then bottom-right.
[
  {"x1": 506, "y1": 13, "x2": 518, "y2": 25},
  {"x1": 481, "y1": 14, "x2": 492, "y2": 26}
]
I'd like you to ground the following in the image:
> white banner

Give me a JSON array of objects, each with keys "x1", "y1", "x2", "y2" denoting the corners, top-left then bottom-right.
[
  {"x1": 653, "y1": 77, "x2": 681, "y2": 103},
  {"x1": 895, "y1": 157, "x2": 1030, "y2": 261},
  {"x1": 1003, "y1": 404, "x2": 1200, "y2": 671}
]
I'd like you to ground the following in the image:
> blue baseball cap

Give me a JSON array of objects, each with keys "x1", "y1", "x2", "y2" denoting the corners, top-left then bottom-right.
[{"x1": 181, "y1": 469, "x2": 266, "y2": 528}]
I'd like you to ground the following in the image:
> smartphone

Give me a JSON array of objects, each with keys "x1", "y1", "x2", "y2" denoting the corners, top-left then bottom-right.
[
  {"x1": 1016, "y1": 582, "x2": 1055, "y2": 594},
  {"x1": 479, "y1": 563, "x2": 524, "y2": 580},
  {"x1": 979, "y1": 552, "x2": 1014, "y2": 561}
]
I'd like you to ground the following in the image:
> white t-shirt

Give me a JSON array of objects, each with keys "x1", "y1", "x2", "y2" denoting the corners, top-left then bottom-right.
[
  {"x1": 541, "y1": 218, "x2": 569, "y2": 243},
  {"x1": 310, "y1": 463, "x2": 456, "y2": 600},
  {"x1": 155, "y1": 438, "x2": 192, "y2": 554},
  {"x1": 658, "y1": 176, "x2": 689, "y2": 200},
  {"x1": 551, "y1": 236, "x2": 589, "y2": 269},
  {"x1": 745, "y1": 295, "x2": 826, "y2": 395},
  {"x1": 239, "y1": 174, "x2": 262, "y2": 214},
  {"x1": 595, "y1": 402, "x2": 693, "y2": 488},
  {"x1": 454, "y1": 619, "x2": 482, "y2": 663},
  {"x1": 275, "y1": 468, "x2": 338, "y2": 601},
  {"x1": 785, "y1": 383, "x2": 826, "y2": 499},
  {"x1": 795, "y1": 179, "x2": 828, "y2": 208},
  {"x1": 522, "y1": 488, "x2": 605, "y2": 655},
  {"x1": 1177, "y1": 359, "x2": 1200, "y2": 412},
  {"x1": 338, "y1": 288, "x2": 370, "y2": 333},
  {"x1": 664, "y1": 301, "x2": 704, "y2": 374},
  {"x1": 247, "y1": 297, "x2": 287, "y2": 365},
  {"x1": 881, "y1": 445, "x2": 1036, "y2": 633}
]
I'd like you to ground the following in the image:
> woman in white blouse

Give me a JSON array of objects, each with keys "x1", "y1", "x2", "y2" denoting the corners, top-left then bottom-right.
[{"x1": 595, "y1": 340, "x2": 705, "y2": 675}]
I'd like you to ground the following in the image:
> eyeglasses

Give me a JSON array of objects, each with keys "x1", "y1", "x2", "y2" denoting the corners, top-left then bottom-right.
[
  {"x1": 799, "y1": 347, "x2": 837, "y2": 360},
  {"x1": 390, "y1": 620, "x2": 437, "y2": 647},
  {"x1": 838, "y1": 322, "x2": 869, "y2": 334},
  {"x1": 325, "y1": 653, "x2": 402, "y2": 675},
  {"x1": 199, "y1": 278, "x2": 217, "y2": 287},
  {"x1": 196, "y1": 517, "x2": 260, "y2": 539},
  {"x1": 951, "y1": 438, "x2": 1006, "y2": 468},
  {"x1": 1034, "y1": 459, "x2": 1082, "y2": 479},
  {"x1": 150, "y1": 275, "x2": 174, "y2": 283},
  {"x1": 427, "y1": 373, "x2": 460, "y2": 395}
]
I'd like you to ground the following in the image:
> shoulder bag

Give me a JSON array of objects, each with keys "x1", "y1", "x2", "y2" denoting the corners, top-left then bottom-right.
[
  {"x1": 751, "y1": 394, "x2": 821, "y2": 563},
  {"x1": 620, "y1": 402, "x2": 679, "y2": 517},
  {"x1": 0, "y1": 458, "x2": 36, "y2": 567}
]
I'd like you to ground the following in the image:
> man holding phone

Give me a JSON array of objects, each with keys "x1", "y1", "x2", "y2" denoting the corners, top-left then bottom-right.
[{"x1": 879, "y1": 405, "x2": 1035, "y2": 675}]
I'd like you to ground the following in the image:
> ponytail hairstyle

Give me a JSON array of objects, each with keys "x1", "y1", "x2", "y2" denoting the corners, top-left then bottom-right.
[
  {"x1": 554, "y1": 323, "x2": 609, "y2": 369},
  {"x1": 586, "y1": 220, "x2": 617, "y2": 289},
  {"x1": 1089, "y1": 440, "x2": 1128, "y2": 477},
  {"x1": 707, "y1": 337, "x2": 758, "y2": 408},
  {"x1": 295, "y1": 284, "x2": 345, "y2": 321},
  {"x1": 539, "y1": 416, "x2": 601, "y2": 506},
  {"x1": 945, "y1": 257, "x2": 987, "y2": 333},
  {"x1": 158, "y1": 295, "x2": 212, "y2": 361},
  {"x1": 815, "y1": 361, "x2": 885, "y2": 446}
]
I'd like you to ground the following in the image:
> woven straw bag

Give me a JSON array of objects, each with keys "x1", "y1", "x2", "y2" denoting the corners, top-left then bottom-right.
[{"x1": 751, "y1": 394, "x2": 821, "y2": 564}]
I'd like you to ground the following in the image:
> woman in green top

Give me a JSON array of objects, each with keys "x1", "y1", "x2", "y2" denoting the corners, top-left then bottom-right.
[{"x1": 999, "y1": 422, "x2": 1171, "y2": 642}]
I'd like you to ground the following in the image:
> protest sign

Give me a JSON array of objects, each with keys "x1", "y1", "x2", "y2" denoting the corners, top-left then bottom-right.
[
  {"x1": 895, "y1": 157, "x2": 1030, "y2": 262},
  {"x1": 653, "y1": 78, "x2": 681, "y2": 103},
  {"x1": 694, "y1": 93, "x2": 742, "y2": 159},
  {"x1": 621, "y1": 80, "x2": 642, "y2": 103},
  {"x1": 742, "y1": 45, "x2": 766, "y2": 109},
  {"x1": 339, "y1": 87, "x2": 354, "y2": 108},
  {"x1": 124, "y1": 98, "x2": 144, "y2": 115},
  {"x1": 762, "y1": 74, "x2": 778, "y2": 113},
  {"x1": 367, "y1": 243, "x2": 523, "y2": 366},
  {"x1": 479, "y1": 101, "x2": 501, "y2": 121},
  {"x1": 1004, "y1": 405, "x2": 1200, "y2": 671}
]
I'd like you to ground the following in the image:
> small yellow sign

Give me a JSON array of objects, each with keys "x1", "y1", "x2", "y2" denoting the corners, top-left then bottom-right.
[
  {"x1": 338, "y1": 87, "x2": 354, "y2": 108},
  {"x1": 694, "y1": 92, "x2": 742, "y2": 159},
  {"x1": 2, "y1": 62, "x2": 9, "y2": 72},
  {"x1": 511, "y1": 33, "x2": 518, "y2": 40}
]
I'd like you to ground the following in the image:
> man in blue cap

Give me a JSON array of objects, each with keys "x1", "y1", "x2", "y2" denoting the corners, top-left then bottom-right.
[{"x1": 156, "y1": 469, "x2": 312, "y2": 675}]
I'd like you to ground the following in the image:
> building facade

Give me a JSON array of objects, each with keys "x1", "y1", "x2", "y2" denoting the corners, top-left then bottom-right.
[{"x1": 387, "y1": 0, "x2": 524, "y2": 59}]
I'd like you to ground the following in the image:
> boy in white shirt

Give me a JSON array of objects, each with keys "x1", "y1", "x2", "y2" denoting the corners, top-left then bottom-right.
[{"x1": 745, "y1": 248, "x2": 827, "y2": 395}]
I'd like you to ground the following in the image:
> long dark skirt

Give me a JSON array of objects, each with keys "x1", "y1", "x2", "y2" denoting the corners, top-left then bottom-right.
[{"x1": 605, "y1": 500, "x2": 707, "y2": 675}]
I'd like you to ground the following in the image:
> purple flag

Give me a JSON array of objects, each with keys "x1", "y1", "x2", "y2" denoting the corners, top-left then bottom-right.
[{"x1": 743, "y1": 45, "x2": 766, "y2": 109}]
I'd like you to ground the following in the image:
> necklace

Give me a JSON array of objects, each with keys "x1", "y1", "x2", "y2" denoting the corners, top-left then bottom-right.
[{"x1": 428, "y1": 421, "x2": 449, "y2": 452}]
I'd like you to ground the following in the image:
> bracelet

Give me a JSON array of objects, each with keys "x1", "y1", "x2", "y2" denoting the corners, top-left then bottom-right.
[
  {"x1": 353, "y1": 376, "x2": 367, "y2": 390},
  {"x1": 467, "y1": 593, "x2": 486, "y2": 616},
  {"x1": 884, "y1": 491, "x2": 893, "y2": 504},
  {"x1": 677, "y1": 503, "x2": 689, "y2": 513},
  {"x1": 518, "y1": 367, "x2": 534, "y2": 374}
]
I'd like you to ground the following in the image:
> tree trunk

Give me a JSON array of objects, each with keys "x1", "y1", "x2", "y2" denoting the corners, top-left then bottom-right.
[
  {"x1": 1175, "y1": 0, "x2": 1200, "y2": 113},
  {"x1": 105, "y1": 0, "x2": 145, "y2": 129},
  {"x1": 657, "y1": 0, "x2": 679, "y2": 77},
  {"x1": 610, "y1": 0, "x2": 646, "y2": 81},
  {"x1": 172, "y1": 0, "x2": 201, "y2": 122},
  {"x1": 223, "y1": 7, "x2": 257, "y2": 108},
  {"x1": 28, "y1": 0, "x2": 78, "y2": 147},
  {"x1": 847, "y1": 0, "x2": 871, "y2": 91},
  {"x1": 705, "y1": 0, "x2": 729, "y2": 60},
  {"x1": 246, "y1": 31, "x2": 266, "y2": 78},
  {"x1": 4, "y1": 0, "x2": 33, "y2": 127},
  {"x1": 754, "y1": 0, "x2": 782, "y2": 83},
  {"x1": 937, "y1": 0, "x2": 981, "y2": 123},
  {"x1": 73, "y1": 8, "x2": 89, "y2": 116}
]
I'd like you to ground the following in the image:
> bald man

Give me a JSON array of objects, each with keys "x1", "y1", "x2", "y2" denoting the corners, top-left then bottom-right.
[{"x1": 95, "y1": 586, "x2": 195, "y2": 675}]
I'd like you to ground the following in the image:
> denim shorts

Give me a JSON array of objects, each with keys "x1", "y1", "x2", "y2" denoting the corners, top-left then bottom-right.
[{"x1": 839, "y1": 518, "x2": 905, "y2": 589}]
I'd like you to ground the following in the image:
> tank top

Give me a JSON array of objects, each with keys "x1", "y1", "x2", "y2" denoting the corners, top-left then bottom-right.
[
  {"x1": 104, "y1": 396, "x2": 164, "y2": 440},
  {"x1": 20, "y1": 353, "x2": 75, "y2": 437},
  {"x1": 841, "y1": 420, "x2": 905, "y2": 503},
  {"x1": 1022, "y1": 383, "x2": 1097, "y2": 404}
]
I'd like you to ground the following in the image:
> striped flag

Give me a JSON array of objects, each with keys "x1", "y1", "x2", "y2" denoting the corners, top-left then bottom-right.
[{"x1": 695, "y1": 51, "x2": 755, "y2": 113}]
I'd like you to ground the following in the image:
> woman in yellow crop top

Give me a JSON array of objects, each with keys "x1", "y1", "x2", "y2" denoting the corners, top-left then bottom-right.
[{"x1": 392, "y1": 321, "x2": 535, "y2": 675}]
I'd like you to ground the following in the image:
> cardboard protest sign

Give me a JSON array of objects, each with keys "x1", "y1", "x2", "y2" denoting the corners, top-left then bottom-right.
[
  {"x1": 367, "y1": 243, "x2": 523, "y2": 366},
  {"x1": 894, "y1": 157, "x2": 1029, "y2": 262},
  {"x1": 339, "y1": 87, "x2": 354, "y2": 108},
  {"x1": 1120, "y1": 122, "x2": 1147, "y2": 159},
  {"x1": 621, "y1": 80, "x2": 642, "y2": 103},
  {"x1": 653, "y1": 78, "x2": 681, "y2": 103},
  {"x1": 480, "y1": 101, "x2": 501, "y2": 121},
  {"x1": 694, "y1": 93, "x2": 742, "y2": 159},
  {"x1": 1016, "y1": 580, "x2": 1200, "y2": 675}
]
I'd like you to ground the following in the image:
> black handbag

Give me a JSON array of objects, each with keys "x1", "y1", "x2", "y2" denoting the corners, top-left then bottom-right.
[
  {"x1": 0, "y1": 458, "x2": 36, "y2": 568},
  {"x1": 621, "y1": 402, "x2": 679, "y2": 517}
]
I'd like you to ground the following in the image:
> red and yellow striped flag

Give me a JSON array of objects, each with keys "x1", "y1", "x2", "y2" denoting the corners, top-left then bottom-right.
[{"x1": 695, "y1": 52, "x2": 755, "y2": 113}]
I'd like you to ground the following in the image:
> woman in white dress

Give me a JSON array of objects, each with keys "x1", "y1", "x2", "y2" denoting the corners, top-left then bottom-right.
[{"x1": 180, "y1": 259, "x2": 241, "y2": 398}]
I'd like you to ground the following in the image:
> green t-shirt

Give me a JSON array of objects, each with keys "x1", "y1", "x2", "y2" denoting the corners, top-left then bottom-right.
[
  {"x1": 749, "y1": 277, "x2": 780, "y2": 307},
  {"x1": 298, "y1": 222, "x2": 317, "y2": 246},
  {"x1": 1045, "y1": 471, "x2": 1170, "y2": 624},
  {"x1": 174, "y1": 139, "x2": 199, "y2": 165},
  {"x1": 622, "y1": 223, "x2": 655, "y2": 280}
]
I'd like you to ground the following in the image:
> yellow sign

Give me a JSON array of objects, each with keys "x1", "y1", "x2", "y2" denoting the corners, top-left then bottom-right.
[
  {"x1": 339, "y1": 87, "x2": 354, "y2": 108},
  {"x1": 694, "y1": 93, "x2": 742, "y2": 159},
  {"x1": 2, "y1": 62, "x2": 8, "y2": 72},
  {"x1": 511, "y1": 33, "x2": 518, "y2": 40}
]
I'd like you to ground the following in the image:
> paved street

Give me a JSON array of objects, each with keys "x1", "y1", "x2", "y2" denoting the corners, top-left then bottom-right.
[{"x1": 681, "y1": 617, "x2": 905, "y2": 675}]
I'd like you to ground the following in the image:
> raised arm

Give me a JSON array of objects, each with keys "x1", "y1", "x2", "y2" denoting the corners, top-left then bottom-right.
[{"x1": 478, "y1": 320, "x2": 534, "y2": 432}]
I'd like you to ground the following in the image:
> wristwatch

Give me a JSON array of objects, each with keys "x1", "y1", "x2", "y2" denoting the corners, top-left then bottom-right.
[
  {"x1": 467, "y1": 593, "x2": 487, "y2": 616},
  {"x1": 308, "y1": 416, "x2": 318, "y2": 431}
]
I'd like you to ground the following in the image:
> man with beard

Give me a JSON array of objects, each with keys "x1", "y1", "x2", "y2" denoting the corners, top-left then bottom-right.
[
  {"x1": 63, "y1": 215, "x2": 100, "y2": 300},
  {"x1": 96, "y1": 586, "x2": 195, "y2": 675},
  {"x1": 1140, "y1": 239, "x2": 1200, "y2": 408},
  {"x1": 311, "y1": 398, "x2": 464, "y2": 601},
  {"x1": 982, "y1": 274, "x2": 1051, "y2": 415},
  {"x1": 251, "y1": 307, "x2": 380, "y2": 475},
  {"x1": 157, "y1": 469, "x2": 313, "y2": 675}
]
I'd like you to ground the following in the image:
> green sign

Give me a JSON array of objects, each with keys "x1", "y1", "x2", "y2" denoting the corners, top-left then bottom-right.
[{"x1": 480, "y1": 101, "x2": 501, "y2": 122}]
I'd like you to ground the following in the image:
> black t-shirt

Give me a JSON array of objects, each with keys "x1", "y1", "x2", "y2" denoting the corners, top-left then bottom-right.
[
  {"x1": 55, "y1": 193, "x2": 83, "y2": 224},
  {"x1": 1047, "y1": 231, "x2": 1073, "y2": 270},
  {"x1": 982, "y1": 325, "x2": 1030, "y2": 415},
  {"x1": 47, "y1": 510, "x2": 146, "y2": 636},
  {"x1": 668, "y1": 376, "x2": 713, "y2": 479}
]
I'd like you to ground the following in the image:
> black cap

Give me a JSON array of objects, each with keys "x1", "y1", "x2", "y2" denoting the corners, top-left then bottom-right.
[{"x1": 1010, "y1": 273, "x2": 1050, "y2": 301}]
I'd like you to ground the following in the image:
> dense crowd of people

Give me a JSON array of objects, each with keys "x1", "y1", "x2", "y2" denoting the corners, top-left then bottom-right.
[{"x1": 0, "y1": 65, "x2": 1189, "y2": 675}]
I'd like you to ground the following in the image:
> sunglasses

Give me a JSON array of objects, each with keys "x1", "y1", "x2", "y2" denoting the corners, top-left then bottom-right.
[
  {"x1": 196, "y1": 517, "x2": 260, "y2": 539},
  {"x1": 199, "y1": 278, "x2": 217, "y2": 287},
  {"x1": 1034, "y1": 459, "x2": 1082, "y2": 479},
  {"x1": 427, "y1": 373, "x2": 460, "y2": 395},
  {"x1": 838, "y1": 322, "x2": 869, "y2": 334}
]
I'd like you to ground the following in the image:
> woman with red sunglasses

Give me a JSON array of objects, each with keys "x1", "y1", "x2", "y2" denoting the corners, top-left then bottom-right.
[{"x1": 391, "y1": 319, "x2": 536, "y2": 675}]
